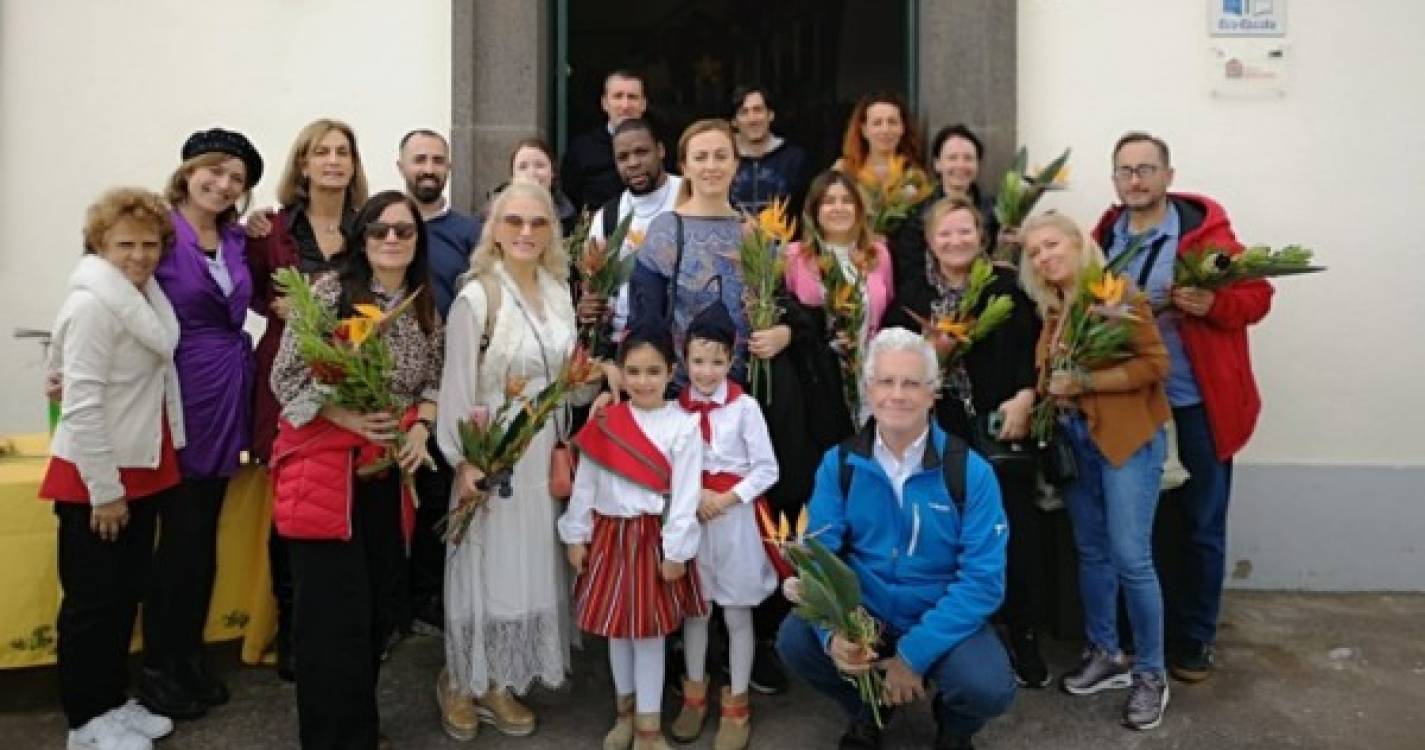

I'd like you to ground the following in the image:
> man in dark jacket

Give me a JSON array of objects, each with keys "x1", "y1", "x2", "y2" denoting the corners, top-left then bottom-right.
[
  {"x1": 1093, "y1": 131, "x2": 1273, "y2": 684},
  {"x1": 729, "y1": 85, "x2": 808, "y2": 217},
  {"x1": 561, "y1": 69, "x2": 648, "y2": 211}
]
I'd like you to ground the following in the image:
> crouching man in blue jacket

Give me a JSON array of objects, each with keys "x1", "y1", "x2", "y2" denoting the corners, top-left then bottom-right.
[{"x1": 778, "y1": 328, "x2": 1016, "y2": 750}]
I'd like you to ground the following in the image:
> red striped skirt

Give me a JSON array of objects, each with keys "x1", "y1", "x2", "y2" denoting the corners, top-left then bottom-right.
[{"x1": 574, "y1": 513, "x2": 709, "y2": 639}]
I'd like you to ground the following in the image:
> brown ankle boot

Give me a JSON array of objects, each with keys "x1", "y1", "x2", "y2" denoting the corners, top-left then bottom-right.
[
  {"x1": 669, "y1": 676, "x2": 710, "y2": 742},
  {"x1": 632, "y1": 712, "x2": 671, "y2": 750},
  {"x1": 602, "y1": 695, "x2": 635, "y2": 750},
  {"x1": 475, "y1": 686, "x2": 536, "y2": 736},
  {"x1": 713, "y1": 687, "x2": 751, "y2": 750}
]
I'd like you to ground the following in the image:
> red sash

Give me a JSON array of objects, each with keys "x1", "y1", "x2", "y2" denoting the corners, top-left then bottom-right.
[
  {"x1": 677, "y1": 382, "x2": 744, "y2": 442},
  {"x1": 573, "y1": 402, "x2": 672, "y2": 495},
  {"x1": 704, "y1": 470, "x2": 795, "y2": 580}
]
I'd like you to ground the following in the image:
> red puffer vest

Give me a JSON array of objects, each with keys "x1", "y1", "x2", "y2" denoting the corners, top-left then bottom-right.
[{"x1": 270, "y1": 411, "x2": 417, "y2": 543}]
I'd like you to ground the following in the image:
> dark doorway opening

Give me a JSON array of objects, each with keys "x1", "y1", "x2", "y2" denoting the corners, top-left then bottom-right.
[{"x1": 558, "y1": 0, "x2": 913, "y2": 179}]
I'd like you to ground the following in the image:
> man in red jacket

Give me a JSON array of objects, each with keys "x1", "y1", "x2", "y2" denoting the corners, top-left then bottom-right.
[{"x1": 1093, "y1": 132, "x2": 1273, "y2": 684}]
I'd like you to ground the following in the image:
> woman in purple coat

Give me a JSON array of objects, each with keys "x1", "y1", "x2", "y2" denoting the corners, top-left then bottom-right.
[{"x1": 137, "y1": 129, "x2": 264, "y2": 720}]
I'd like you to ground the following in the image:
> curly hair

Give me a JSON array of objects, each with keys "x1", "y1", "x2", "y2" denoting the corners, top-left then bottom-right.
[
  {"x1": 82, "y1": 187, "x2": 174, "y2": 255},
  {"x1": 165, "y1": 152, "x2": 251, "y2": 227},
  {"x1": 464, "y1": 180, "x2": 568, "y2": 284}
]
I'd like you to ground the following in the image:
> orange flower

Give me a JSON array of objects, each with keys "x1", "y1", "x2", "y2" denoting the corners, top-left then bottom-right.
[
  {"x1": 934, "y1": 315, "x2": 972, "y2": 343},
  {"x1": 756, "y1": 196, "x2": 797, "y2": 244},
  {"x1": 831, "y1": 281, "x2": 859, "y2": 317},
  {"x1": 1089, "y1": 272, "x2": 1127, "y2": 307},
  {"x1": 504, "y1": 373, "x2": 530, "y2": 400},
  {"x1": 339, "y1": 303, "x2": 386, "y2": 347},
  {"x1": 565, "y1": 344, "x2": 599, "y2": 385}
]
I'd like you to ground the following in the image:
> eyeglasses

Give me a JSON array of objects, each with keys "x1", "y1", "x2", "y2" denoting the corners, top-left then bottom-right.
[
  {"x1": 500, "y1": 214, "x2": 552, "y2": 232},
  {"x1": 868, "y1": 376, "x2": 930, "y2": 393},
  {"x1": 364, "y1": 221, "x2": 417, "y2": 240},
  {"x1": 1112, "y1": 164, "x2": 1162, "y2": 181}
]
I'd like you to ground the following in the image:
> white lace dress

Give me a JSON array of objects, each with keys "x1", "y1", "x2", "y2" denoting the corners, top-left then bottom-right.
[{"x1": 436, "y1": 262, "x2": 588, "y2": 697}]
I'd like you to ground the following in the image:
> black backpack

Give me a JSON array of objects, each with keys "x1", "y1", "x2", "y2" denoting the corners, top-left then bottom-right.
[{"x1": 837, "y1": 432, "x2": 969, "y2": 513}]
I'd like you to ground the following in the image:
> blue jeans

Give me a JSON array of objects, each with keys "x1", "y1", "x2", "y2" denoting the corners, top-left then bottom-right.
[
  {"x1": 1161, "y1": 404, "x2": 1234, "y2": 649},
  {"x1": 776, "y1": 615, "x2": 1016, "y2": 737},
  {"x1": 1062, "y1": 415, "x2": 1166, "y2": 674}
]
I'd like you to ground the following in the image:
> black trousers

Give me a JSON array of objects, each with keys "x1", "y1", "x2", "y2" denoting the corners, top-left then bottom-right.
[
  {"x1": 396, "y1": 431, "x2": 450, "y2": 630},
  {"x1": 996, "y1": 464, "x2": 1050, "y2": 632},
  {"x1": 143, "y1": 476, "x2": 228, "y2": 671},
  {"x1": 288, "y1": 472, "x2": 403, "y2": 750},
  {"x1": 55, "y1": 492, "x2": 165, "y2": 728}
]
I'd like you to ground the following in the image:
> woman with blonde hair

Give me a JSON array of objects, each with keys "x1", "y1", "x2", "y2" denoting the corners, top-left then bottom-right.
[
  {"x1": 1020, "y1": 211, "x2": 1172, "y2": 731},
  {"x1": 245, "y1": 118, "x2": 369, "y2": 681},
  {"x1": 435, "y1": 180, "x2": 594, "y2": 740}
]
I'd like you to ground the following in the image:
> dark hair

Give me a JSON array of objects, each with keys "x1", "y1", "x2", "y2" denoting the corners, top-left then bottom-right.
[
  {"x1": 801, "y1": 170, "x2": 876, "y2": 271},
  {"x1": 399, "y1": 128, "x2": 447, "y2": 151},
  {"x1": 338, "y1": 190, "x2": 437, "y2": 335},
  {"x1": 613, "y1": 117, "x2": 657, "y2": 140},
  {"x1": 929, "y1": 123, "x2": 986, "y2": 203},
  {"x1": 604, "y1": 69, "x2": 646, "y2": 95},
  {"x1": 508, "y1": 137, "x2": 562, "y2": 190},
  {"x1": 1113, "y1": 131, "x2": 1171, "y2": 167},
  {"x1": 730, "y1": 85, "x2": 774, "y2": 116},
  {"x1": 617, "y1": 326, "x2": 677, "y2": 368}
]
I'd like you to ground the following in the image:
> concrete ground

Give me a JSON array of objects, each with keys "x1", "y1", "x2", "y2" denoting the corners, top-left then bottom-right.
[{"x1": 2, "y1": 592, "x2": 1422, "y2": 749}]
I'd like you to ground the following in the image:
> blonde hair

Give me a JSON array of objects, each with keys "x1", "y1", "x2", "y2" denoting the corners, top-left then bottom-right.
[
  {"x1": 83, "y1": 187, "x2": 175, "y2": 255},
  {"x1": 1017, "y1": 212, "x2": 1106, "y2": 317},
  {"x1": 274, "y1": 118, "x2": 370, "y2": 209},
  {"x1": 165, "y1": 152, "x2": 251, "y2": 227},
  {"x1": 923, "y1": 195, "x2": 986, "y2": 250},
  {"x1": 466, "y1": 180, "x2": 568, "y2": 282},
  {"x1": 675, "y1": 119, "x2": 737, "y2": 206}
]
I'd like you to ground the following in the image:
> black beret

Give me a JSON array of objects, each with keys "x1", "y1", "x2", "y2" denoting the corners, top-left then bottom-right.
[
  {"x1": 686, "y1": 296, "x2": 737, "y2": 352},
  {"x1": 181, "y1": 128, "x2": 264, "y2": 188}
]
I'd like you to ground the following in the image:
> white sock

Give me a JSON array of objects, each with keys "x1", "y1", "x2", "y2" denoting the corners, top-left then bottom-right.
[
  {"x1": 609, "y1": 637, "x2": 635, "y2": 698},
  {"x1": 725, "y1": 605, "x2": 755, "y2": 695},
  {"x1": 683, "y1": 615, "x2": 710, "y2": 683},
  {"x1": 633, "y1": 636, "x2": 665, "y2": 714}
]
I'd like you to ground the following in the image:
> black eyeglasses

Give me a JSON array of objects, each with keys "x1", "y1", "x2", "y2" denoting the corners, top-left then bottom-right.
[
  {"x1": 500, "y1": 214, "x2": 552, "y2": 232},
  {"x1": 364, "y1": 221, "x2": 417, "y2": 240},
  {"x1": 1113, "y1": 164, "x2": 1162, "y2": 181}
]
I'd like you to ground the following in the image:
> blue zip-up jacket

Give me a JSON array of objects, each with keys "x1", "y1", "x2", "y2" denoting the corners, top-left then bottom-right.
[{"x1": 805, "y1": 421, "x2": 1007, "y2": 675}]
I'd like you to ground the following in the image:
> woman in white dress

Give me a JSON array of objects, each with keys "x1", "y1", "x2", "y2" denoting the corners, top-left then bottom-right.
[{"x1": 435, "y1": 180, "x2": 592, "y2": 740}]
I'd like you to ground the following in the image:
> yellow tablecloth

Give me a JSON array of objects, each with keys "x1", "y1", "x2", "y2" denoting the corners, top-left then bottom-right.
[{"x1": 0, "y1": 434, "x2": 277, "y2": 669}]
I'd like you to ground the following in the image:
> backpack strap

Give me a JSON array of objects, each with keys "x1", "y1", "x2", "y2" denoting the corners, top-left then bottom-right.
[
  {"x1": 476, "y1": 272, "x2": 502, "y2": 352},
  {"x1": 837, "y1": 434, "x2": 969, "y2": 513},
  {"x1": 667, "y1": 213, "x2": 686, "y2": 322},
  {"x1": 601, "y1": 194, "x2": 622, "y2": 239}
]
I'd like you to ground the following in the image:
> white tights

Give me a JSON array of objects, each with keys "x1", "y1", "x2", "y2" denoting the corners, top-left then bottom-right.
[
  {"x1": 608, "y1": 636, "x2": 665, "y2": 714},
  {"x1": 682, "y1": 605, "x2": 754, "y2": 695}
]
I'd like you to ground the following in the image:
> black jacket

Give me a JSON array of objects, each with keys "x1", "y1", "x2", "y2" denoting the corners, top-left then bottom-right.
[
  {"x1": 889, "y1": 184, "x2": 999, "y2": 294},
  {"x1": 561, "y1": 126, "x2": 623, "y2": 212},
  {"x1": 731, "y1": 138, "x2": 810, "y2": 218}
]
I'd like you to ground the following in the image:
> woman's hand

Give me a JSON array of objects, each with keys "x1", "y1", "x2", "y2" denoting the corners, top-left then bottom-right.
[
  {"x1": 323, "y1": 405, "x2": 399, "y2": 445},
  {"x1": 660, "y1": 559, "x2": 687, "y2": 581},
  {"x1": 456, "y1": 462, "x2": 486, "y2": 502},
  {"x1": 397, "y1": 422, "x2": 431, "y2": 473},
  {"x1": 831, "y1": 330, "x2": 855, "y2": 356},
  {"x1": 245, "y1": 208, "x2": 276, "y2": 239},
  {"x1": 598, "y1": 361, "x2": 623, "y2": 399},
  {"x1": 270, "y1": 295, "x2": 292, "y2": 321},
  {"x1": 748, "y1": 324, "x2": 792, "y2": 360},
  {"x1": 567, "y1": 542, "x2": 588, "y2": 574},
  {"x1": 576, "y1": 288, "x2": 609, "y2": 327},
  {"x1": 1047, "y1": 370, "x2": 1085, "y2": 399},
  {"x1": 90, "y1": 501, "x2": 129, "y2": 542},
  {"x1": 829, "y1": 634, "x2": 876, "y2": 676},
  {"x1": 996, "y1": 390, "x2": 1035, "y2": 441}
]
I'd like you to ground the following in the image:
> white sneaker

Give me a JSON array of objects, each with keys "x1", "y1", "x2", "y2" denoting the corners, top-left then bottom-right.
[
  {"x1": 66, "y1": 711, "x2": 153, "y2": 750},
  {"x1": 110, "y1": 700, "x2": 174, "y2": 739}
]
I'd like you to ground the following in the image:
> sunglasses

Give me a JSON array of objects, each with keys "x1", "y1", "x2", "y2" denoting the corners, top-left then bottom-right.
[
  {"x1": 500, "y1": 214, "x2": 552, "y2": 232},
  {"x1": 364, "y1": 221, "x2": 417, "y2": 241}
]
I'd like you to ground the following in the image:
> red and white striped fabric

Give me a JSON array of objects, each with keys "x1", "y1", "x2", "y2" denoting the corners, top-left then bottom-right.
[{"x1": 575, "y1": 512, "x2": 708, "y2": 638}]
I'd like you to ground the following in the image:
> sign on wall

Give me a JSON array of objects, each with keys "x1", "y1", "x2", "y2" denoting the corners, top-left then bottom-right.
[{"x1": 1209, "y1": 0, "x2": 1287, "y2": 37}]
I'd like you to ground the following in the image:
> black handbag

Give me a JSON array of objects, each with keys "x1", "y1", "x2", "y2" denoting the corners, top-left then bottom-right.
[
  {"x1": 1037, "y1": 421, "x2": 1078, "y2": 486},
  {"x1": 958, "y1": 389, "x2": 1038, "y2": 479}
]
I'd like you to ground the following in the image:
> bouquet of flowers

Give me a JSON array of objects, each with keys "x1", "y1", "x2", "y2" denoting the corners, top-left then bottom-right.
[
  {"x1": 819, "y1": 251, "x2": 867, "y2": 420},
  {"x1": 855, "y1": 156, "x2": 935, "y2": 236},
  {"x1": 1175, "y1": 244, "x2": 1323, "y2": 289},
  {"x1": 571, "y1": 211, "x2": 637, "y2": 353},
  {"x1": 903, "y1": 257, "x2": 1015, "y2": 370},
  {"x1": 1029, "y1": 262, "x2": 1142, "y2": 443},
  {"x1": 737, "y1": 197, "x2": 795, "y2": 402},
  {"x1": 273, "y1": 267, "x2": 430, "y2": 480},
  {"x1": 441, "y1": 345, "x2": 597, "y2": 544},
  {"x1": 993, "y1": 146, "x2": 1071, "y2": 262}
]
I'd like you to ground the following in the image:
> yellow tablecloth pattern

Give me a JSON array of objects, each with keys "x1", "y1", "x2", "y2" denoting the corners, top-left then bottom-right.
[{"x1": 0, "y1": 434, "x2": 277, "y2": 669}]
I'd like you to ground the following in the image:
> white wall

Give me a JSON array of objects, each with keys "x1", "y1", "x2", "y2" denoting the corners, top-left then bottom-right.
[
  {"x1": 1018, "y1": 0, "x2": 1425, "y2": 466},
  {"x1": 0, "y1": 0, "x2": 451, "y2": 433}
]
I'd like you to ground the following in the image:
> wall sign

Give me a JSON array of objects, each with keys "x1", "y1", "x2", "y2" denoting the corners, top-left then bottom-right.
[{"x1": 1209, "y1": 0, "x2": 1287, "y2": 37}]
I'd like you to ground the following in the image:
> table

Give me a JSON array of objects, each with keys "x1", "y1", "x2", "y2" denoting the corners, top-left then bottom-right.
[{"x1": 1, "y1": 434, "x2": 277, "y2": 669}]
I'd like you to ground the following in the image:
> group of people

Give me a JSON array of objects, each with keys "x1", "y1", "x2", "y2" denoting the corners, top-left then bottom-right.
[{"x1": 40, "y1": 66, "x2": 1272, "y2": 750}]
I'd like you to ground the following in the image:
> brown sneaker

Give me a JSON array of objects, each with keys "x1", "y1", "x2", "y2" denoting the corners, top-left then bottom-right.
[
  {"x1": 713, "y1": 687, "x2": 751, "y2": 750},
  {"x1": 475, "y1": 687, "x2": 537, "y2": 736},
  {"x1": 435, "y1": 668, "x2": 478, "y2": 742},
  {"x1": 603, "y1": 695, "x2": 635, "y2": 750},
  {"x1": 633, "y1": 712, "x2": 671, "y2": 750},
  {"x1": 669, "y1": 676, "x2": 710, "y2": 742}
]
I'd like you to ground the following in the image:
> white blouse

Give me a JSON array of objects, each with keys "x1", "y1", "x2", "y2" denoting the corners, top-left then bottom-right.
[
  {"x1": 682, "y1": 381, "x2": 779, "y2": 503},
  {"x1": 557, "y1": 402, "x2": 704, "y2": 562}
]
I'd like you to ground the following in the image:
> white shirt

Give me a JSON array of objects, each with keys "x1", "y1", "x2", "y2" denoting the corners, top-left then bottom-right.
[
  {"x1": 873, "y1": 426, "x2": 930, "y2": 506},
  {"x1": 48, "y1": 255, "x2": 187, "y2": 504},
  {"x1": 590, "y1": 174, "x2": 684, "y2": 335},
  {"x1": 681, "y1": 381, "x2": 779, "y2": 503},
  {"x1": 557, "y1": 402, "x2": 704, "y2": 562}
]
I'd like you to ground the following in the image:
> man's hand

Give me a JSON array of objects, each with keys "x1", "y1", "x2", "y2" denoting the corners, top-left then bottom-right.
[
  {"x1": 829, "y1": 634, "x2": 876, "y2": 676},
  {"x1": 1171, "y1": 286, "x2": 1215, "y2": 317},
  {"x1": 878, "y1": 655, "x2": 926, "y2": 707}
]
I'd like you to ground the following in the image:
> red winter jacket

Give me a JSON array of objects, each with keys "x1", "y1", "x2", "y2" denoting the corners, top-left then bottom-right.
[
  {"x1": 270, "y1": 413, "x2": 415, "y2": 543},
  {"x1": 1093, "y1": 193, "x2": 1273, "y2": 460}
]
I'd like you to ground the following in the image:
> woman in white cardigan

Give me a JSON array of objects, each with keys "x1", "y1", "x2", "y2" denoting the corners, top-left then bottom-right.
[
  {"x1": 40, "y1": 187, "x2": 187, "y2": 750},
  {"x1": 434, "y1": 180, "x2": 597, "y2": 740}
]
